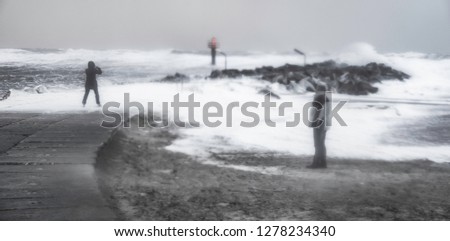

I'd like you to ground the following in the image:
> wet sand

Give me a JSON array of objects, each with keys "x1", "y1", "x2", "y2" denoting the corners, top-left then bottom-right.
[{"x1": 96, "y1": 117, "x2": 450, "y2": 221}]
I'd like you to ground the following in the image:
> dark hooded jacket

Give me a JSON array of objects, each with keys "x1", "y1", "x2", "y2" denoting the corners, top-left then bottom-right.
[
  {"x1": 85, "y1": 61, "x2": 102, "y2": 88},
  {"x1": 309, "y1": 85, "x2": 331, "y2": 129}
]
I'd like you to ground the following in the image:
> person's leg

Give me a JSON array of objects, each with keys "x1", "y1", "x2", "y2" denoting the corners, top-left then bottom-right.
[
  {"x1": 318, "y1": 130, "x2": 327, "y2": 167},
  {"x1": 310, "y1": 128, "x2": 321, "y2": 167},
  {"x1": 313, "y1": 128, "x2": 320, "y2": 164},
  {"x1": 82, "y1": 88, "x2": 90, "y2": 105},
  {"x1": 310, "y1": 127, "x2": 327, "y2": 168},
  {"x1": 93, "y1": 87, "x2": 100, "y2": 105}
]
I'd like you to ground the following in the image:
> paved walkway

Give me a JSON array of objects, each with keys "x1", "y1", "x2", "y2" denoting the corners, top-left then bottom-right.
[{"x1": 0, "y1": 112, "x2": 115, "y2": 220}]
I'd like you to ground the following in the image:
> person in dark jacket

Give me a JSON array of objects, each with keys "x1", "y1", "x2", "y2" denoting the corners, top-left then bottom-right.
[
  {"x1": 307, "y1": 84, "x2": 331, "y2": 168},
  {"x1": 82, "y1": 61, "x2": 102, "y2": 106}
]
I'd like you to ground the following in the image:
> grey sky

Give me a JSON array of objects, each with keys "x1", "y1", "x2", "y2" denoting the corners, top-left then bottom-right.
[{"x1": 0, "y1": 0, "x2": 449, "y2": 53}]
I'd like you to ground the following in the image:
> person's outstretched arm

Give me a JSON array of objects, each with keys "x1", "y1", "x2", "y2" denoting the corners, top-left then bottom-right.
[{"x1": 96, "y1": 67, "x2": 102, "y2": 75}]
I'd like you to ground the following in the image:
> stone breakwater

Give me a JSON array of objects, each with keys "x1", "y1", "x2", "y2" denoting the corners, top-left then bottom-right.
[{"x1": 209, "y1": 60, "x2": 410, "y2": 95}]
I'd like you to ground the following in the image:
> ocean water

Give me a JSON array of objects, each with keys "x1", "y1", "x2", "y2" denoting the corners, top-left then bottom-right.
[{"x1": 0, "y1": 43, "x2": 449, "y2": 162}]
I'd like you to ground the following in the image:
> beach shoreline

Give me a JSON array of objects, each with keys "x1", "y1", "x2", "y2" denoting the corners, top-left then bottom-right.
[
  {"x1": 95, "y1": 117, "x2": 450, "y2": 220},
  {"x1": 1, "y1": 110, "x2": 449, "y2": 220}
]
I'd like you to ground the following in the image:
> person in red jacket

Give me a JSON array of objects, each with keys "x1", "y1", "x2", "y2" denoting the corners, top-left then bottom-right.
[{"x1": 82, "y1": 61, "x2": 102, "y2": 106}]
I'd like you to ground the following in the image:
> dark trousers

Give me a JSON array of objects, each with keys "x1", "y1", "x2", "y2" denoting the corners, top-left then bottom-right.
[
  {"x1": 82, "y1": 87, "x2": 100, "y2": 105},
  {"x1": 312, "y1": 127, "x2": 327, "y2": 167},
  {"x1": 211, "y1": 48, "x2": 216, "y2": 65}
]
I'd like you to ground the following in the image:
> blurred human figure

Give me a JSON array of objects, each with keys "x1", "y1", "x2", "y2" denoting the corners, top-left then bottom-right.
[
  {"x1": 208, "y1": 37, "x2": 218, "y2": 65},
  {"x1": 307, "y1": 84, "x2": 331, "y2": 168},
  {"x1": 82, "y1": 61, "x2": 102, "y2": 106}
]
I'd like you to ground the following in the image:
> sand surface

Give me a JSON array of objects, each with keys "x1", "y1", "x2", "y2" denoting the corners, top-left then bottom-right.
[{"x1": 96, "y1": 117, "x2": 450, "y2": 221}]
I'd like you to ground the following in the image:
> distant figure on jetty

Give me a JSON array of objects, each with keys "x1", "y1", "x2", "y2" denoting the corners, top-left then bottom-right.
[
  {"x1": 208, "y1": 37, "x2": 218, "y2": 65},
  {"x1": 82, "y1": 61, "x2": 102, "y2": 107},
  {"x1": 308, "y1": 84, "x2": 331, "y2": 169}
]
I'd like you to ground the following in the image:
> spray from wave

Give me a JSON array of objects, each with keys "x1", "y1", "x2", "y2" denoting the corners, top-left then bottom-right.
[{"x1": 0, "y1": 43, "x2": 449, "y2": 162}]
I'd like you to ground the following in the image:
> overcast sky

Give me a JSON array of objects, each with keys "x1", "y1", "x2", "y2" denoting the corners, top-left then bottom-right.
[{"x1": 0, "y1": 0, "x2": 449, "y2": 53}]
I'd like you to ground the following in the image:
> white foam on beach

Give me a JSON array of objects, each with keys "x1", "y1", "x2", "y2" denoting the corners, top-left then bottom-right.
[
  {"x1": 1, "y1": 43, "x2": 449, "y2": 162},
  {"x1": 165, "y1": 84, "x2": 450, "y2": 163}
]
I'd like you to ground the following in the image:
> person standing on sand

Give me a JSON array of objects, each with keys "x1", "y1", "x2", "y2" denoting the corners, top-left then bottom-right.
[
  {"x1": 307, "y1": 84, "x2": 331, "y2": 168},
  {"x1": 82, "y1": 61, "x2": 102, "y2": 107}
]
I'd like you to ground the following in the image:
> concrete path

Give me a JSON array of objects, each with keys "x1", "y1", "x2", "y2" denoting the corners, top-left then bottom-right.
[{"x1": 0, "y1": 112, "x2": 115, "y2": 220}]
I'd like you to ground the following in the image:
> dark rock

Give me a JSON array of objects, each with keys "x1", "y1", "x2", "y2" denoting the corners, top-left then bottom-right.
[
  {"x1": 241, "y1": 69, "x2": 257, "y2": 76},
  {"x1": 34, "y1": 85, "x2": 48, "y2": 94},
  {"x1": 258, "y1": 89, "x2": 280, "y2": 99},
  {"x1": 209, "y1": 69, "x2": 242, "y2": 79},
  {"x1": 298, "y1": 77, "x2": 317, "y2": 92},
  {"x1": 208, "y1": 60, "x2": 410, "y2": 95},
  {"x1": 161, "y1": 73, "x2": 189, "y2": 82},
  {"x1": 287, "y1": 72, "x2": 308, "y2": 82},
  {"x1": 22, "y1": 85, "x2": 48, "y2": 94},
  {"x1": 0, "y1": 90, "x2": 11, "y2": 101},
  {"x1": 276, "y1": 64, "x2": 304, "y2": 73},
  {"x1": 210, "y1": 70, "x2": 221, "y2": 79},
  {"x1": 274, "y1": 74, "x2": 289, "y2": 85},
  {"x1": 222, "y1": 69, "x2": 242, "y2": 78},
  {"x1": 261, "y1": 73, "x2": 278, "y2": 82},
  {"x1": 255, "y1": 66, "x2": 275, "y2": 75},
  {"x1": 337, "y1": 80, "x2": 378, "y2": 95}
]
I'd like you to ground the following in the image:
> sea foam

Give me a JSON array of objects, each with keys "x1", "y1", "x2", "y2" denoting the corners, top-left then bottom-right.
[{"x1": 0, "y1": 43, "x2": 449, "y2": 162}]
